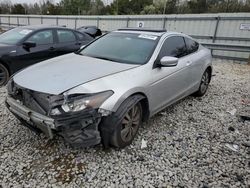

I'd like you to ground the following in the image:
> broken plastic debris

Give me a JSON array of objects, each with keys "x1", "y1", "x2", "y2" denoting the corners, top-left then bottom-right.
[
  {"x1": 239, "y1": 114, "x2": 250, "y2": 122},
  {"x1": 225, "y1": 143, "x2": 239, "y2": 152},
  {"x1": 141, "y1": 139, "x2": 147, "y2": 149},
  {"x1": 241, "y1": 99, "x2": 250, "y2": 106},
  {"x1": 228, "y1": 126, "x2": 235, "y2": 132},
  {"x1": 226, "y1": 108, "x2": 237, "y2": 116},
  {"x1": 242, "y1": 142, "x2": 250, "y2": 148}
]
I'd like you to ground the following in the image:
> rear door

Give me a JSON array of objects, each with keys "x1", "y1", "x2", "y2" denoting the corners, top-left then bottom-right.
[
  {"x1": 75, "y1": 31, "x2": 93, "y2": 46},
  {"x1": 15, "y1": 29, "x2": 56, "y2": 70},
  {"x1": 149, "y1": 35, "x2": 192, "y2": 113},
  {"x1": 54, "y1": 29, "x2": 80, "y2": 56}
]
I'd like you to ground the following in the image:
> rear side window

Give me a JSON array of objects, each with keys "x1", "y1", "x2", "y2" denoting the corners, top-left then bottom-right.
[
  {"x1": 184, "y1": 37, "x2": 199, "y2": 54},
  {"x1": 57, "y1": 30, "x2": 76, "y2": 43},
  {"x1": 158, "y1": 36, "x2": 187, "y2": 59},
  {"x1": 75, "y1": 32, "x2": 92, "y2": 41}
]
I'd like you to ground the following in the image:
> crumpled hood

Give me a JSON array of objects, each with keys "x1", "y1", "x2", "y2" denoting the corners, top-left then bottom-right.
[{"x1": 14, "y1": 53, "x2": 139, "y2": 95}]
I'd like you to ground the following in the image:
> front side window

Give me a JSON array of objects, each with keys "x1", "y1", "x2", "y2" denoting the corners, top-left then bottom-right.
[
  {"x1": 185, "y1": 37, "x2": 199, "y2": 54},
  {"x1": 0, "y1": 28, "x2": 33, "y2": 45},
  {"x1": 79, "y1": 32, "x2": 159, "y2": 65},
  {"x1": 27, "y1": 30, "x2": 53, "y2": 45},
  {"x1": 57, "y1": 30, "x2": 76, "y2": 43},
  {"x1": 158, "y1": 36, "x2": 187, "y2": 59}
]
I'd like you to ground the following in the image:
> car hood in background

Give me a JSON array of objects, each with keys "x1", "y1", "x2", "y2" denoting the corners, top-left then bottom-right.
[
  {"x1": 0, "y1": 43, "x2": 16, "y2": 55},
  {"x1": 14, "y1": 53, "x2": 139, "y2": 95}
]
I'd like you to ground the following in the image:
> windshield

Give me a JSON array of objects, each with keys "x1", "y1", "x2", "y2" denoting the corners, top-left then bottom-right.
[
  {"x1": 79, "y1": 32, "x2": 159, "y2": 65},
  {"x1": 0, "y1": 28, "x2": 33, "y2": 45}
]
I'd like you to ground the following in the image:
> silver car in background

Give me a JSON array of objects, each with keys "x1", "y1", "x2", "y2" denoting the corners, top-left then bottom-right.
[{"x1": 6, "y1": 28, "x2": 212, "y2": 148}]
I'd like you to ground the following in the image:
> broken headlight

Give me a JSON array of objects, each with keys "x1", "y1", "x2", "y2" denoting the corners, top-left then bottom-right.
[{"x1": 50, "y1": 91, "x2": 113, "y2": 115}]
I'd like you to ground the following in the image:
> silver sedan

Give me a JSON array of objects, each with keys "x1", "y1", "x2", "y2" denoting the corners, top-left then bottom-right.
[{"x1": 6, "y1": 28, "x2": 212, "y2": 148}]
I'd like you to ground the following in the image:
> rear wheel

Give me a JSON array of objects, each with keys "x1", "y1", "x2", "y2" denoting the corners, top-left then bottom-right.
[
  {"x1": 193, "y1": 68, "x2": 211, "y2": 97},
  {"x1": 0, "y1": 63, "x2": 9, "y2": 86}
]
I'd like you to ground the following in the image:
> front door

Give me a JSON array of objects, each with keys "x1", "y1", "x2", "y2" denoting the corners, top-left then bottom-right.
[
  {"x1": 15, "y1": 29, "x2": 56, "y2": 71},
  {"x1": 149, "y1": 36, "x2": 193, "y2": 113}
]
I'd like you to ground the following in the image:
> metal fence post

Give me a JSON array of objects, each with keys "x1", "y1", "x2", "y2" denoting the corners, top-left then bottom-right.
[
  {"x1": 162, "y1": 17, "x2": 166, "y2": 29},
  {"x1": 97, "y1": 17, "x2": 100, "y2": 28},
  {"x1": 126, "y1": 17, "x2": 130, "y2": 28},
  {"x1": 213, "y1": 16, "x2": 220, "y2": 43},
  {"x1": 27, "y1": 16, "x2": 30, "y2": 25},
  {"x1": 56, "y1": 17, "x2": 59, "y2": 26},
  {"x1": 8, "y1": 16, "x2": 10, "y2": 27},
  {"x1": 75, "y1": 17, "x2": 77, "y2": 29},
  {"x1": 17, "y1": 16, "x2": 19, "y2": 26},
  {"x1": 41, "y1": 16, "x2": 43, "y2": 24},
  {"x1": 211, "y1": 16, "x2": 220, "y2": 56}
]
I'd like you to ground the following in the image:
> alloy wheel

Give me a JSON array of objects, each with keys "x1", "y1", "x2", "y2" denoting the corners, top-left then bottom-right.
[
  {"x1": 200, "y1": 71, "x2": 209, "y2": 94},
  {"x1": 0, "y1": 65, "x2": 8, "y2": 86},
  {"x1": 120, "y1": 103, "x2": 142, "y2": 143}
]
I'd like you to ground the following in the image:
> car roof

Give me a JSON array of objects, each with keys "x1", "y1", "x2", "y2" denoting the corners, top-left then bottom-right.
[
  {"x1": 115, "y1": 28, "x2": 184, "y2": 37},
  {"x1": 19, "y1": 25, "x2": 73, "y2": 31},
  {"x1": 115, "y1": 28, "x2": 165, "y2": 36}
]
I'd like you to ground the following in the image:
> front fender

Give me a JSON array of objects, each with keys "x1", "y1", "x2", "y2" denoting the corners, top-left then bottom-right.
[{"x1": 100, "y1": 87, "x2": 148, "y2": 112}]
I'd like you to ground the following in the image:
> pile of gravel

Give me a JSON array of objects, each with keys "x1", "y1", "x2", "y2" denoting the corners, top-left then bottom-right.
[{"x1": 0, "y1": 59, "x2": 249, "y2": 187}]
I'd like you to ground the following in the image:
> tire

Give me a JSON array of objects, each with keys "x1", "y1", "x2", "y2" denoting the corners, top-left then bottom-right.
[
  {"x1": 193, "y1": 68, "x2": 211, "y2": 97},
  {"x1": 100, "y1": 95, "x2": 144, "y2": 148},
  {"x1": 0, "y1": 63, "x2": 9, "y2": 86}
]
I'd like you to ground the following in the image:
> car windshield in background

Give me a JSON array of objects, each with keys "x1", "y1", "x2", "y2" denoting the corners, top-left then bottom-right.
[
  {"x1": 0, "y1": 28, "x2": 33, "y2": 45},
  {"x1": 79, "y1": 32, "x2": 159, "y2": 65}
]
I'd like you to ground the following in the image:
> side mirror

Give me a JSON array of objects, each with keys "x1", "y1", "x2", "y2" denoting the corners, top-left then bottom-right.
[
  {"x1": 23, "y1": 41, "x2": 36, "y2": 50},
  {"x1": 159, "y1": 56, "x2": 178, "y2": 67}
]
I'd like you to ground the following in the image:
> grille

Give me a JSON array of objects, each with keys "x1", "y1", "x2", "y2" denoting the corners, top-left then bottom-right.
[{"x1": 11, "y1": 83, "x2": 51, "y2": 115}]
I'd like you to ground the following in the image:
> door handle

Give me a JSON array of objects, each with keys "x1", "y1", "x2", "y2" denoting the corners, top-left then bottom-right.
[
  {"x1": 186, "y1": 61, "x2": 192, "y2": 66},
  {"x1": 75, "y1": 42, "x2": 81, "y2": 45},
  {"x1": 49, "y1": 47, "x2": 55, "y2": 51}
]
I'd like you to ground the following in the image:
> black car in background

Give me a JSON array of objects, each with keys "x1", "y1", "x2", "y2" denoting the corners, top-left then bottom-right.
[
  {"x1": 0, "y1": 25, "x2": 94, "y2": 86},
  {"x1": 77, "y1": 26, "x2": 102, "y2": 38}
]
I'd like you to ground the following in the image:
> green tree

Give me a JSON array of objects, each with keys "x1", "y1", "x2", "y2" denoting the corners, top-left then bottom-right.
[
  {"x1": 59, "y1": 0, "x2": 91, "y2": 15},
  {"x1": 110, "y1": 0, "x2": 153, "y2": 15},
  {"x1": 0, "y1": 0, "x2": 12, "y2": 14},
  {"x1": 164, "y1": 0, "x2": 177, "y2": 14},
  {"x1": 187, "y1": 0, "x2": 207, "y2": 13},
  {"x1": 141, "y1": 4, "x2": 157, "y2": 14},
  {"x1": 89, "y1": 0, "x2": 105, "y2": 15},
  {"x1": 11, "y1": 4, "x2": 25, "y2": 14}
]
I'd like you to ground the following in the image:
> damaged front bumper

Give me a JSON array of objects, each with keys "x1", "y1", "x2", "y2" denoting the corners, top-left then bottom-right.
[{"x1": 5, "y1": 96, "x2": 102, "y2": 147}]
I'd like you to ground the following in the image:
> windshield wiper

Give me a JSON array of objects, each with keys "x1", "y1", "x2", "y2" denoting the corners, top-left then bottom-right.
[{"x1": 91, "y1": 55, "x2": 116, "y2": 62}]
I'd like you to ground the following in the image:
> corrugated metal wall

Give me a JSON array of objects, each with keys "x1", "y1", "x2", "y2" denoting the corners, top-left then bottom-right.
[{"x1": 0, "y1": 13, "x2": 250, "y2": 61}]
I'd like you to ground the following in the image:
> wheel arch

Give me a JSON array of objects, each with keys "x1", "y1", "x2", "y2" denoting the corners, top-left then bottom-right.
[
  {"x1": 110, "y1": 90, "x2": 150, "y2": 123},
  {"x1": 0, "y1": 59, "x2": 10, "y2": 75},
  {"x1": 129, "y1": 92, "x2": 150, "y2": 122},
  {"x1": 99, "y1": 91, "x2": 150, "y2": 148}
]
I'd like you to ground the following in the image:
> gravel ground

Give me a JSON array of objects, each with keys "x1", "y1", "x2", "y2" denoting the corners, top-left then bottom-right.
[{"x1": 0, "y1": 59, "x2": 250, "y2": 188}]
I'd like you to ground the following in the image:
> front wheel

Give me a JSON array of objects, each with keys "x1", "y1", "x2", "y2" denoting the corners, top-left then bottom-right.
[
  {"x1": 0, "y1": 63, "x2": 9, "y2": 86},
  {"x1": 100, "y1": 95, "x2": 143, "y2": 148},
  {"x1": 193, "y1": 68, "x2": 211, "y2": 97}
]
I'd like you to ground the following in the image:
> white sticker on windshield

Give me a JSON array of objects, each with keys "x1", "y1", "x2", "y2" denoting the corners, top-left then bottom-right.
[
  {"x1": 138, "y1": 34, "x2": 157, "y2": 40},
  {"x1": 19, "y1": 29, "x2": 32, "y2": 35}
]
